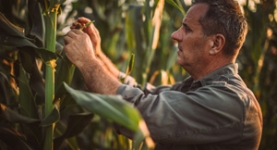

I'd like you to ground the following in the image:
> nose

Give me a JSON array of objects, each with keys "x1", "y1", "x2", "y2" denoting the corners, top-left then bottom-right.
[{"x1": 171, "y1": 29, "x2": 182, "y2": 41}]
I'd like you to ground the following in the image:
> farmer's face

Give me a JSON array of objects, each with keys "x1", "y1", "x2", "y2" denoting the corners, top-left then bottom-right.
[{"x1": 171, "y1": 3, "x2": 212, "y2": 70}]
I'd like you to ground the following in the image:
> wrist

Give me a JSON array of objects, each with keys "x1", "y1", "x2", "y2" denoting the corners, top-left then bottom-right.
[{"x1": 77, "y1": 58, "x2": 98, "y2": 71}]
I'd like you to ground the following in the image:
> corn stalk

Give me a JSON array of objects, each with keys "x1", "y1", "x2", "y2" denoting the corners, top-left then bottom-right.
[
  {"x1": 141, "y1": 0, "x2": 164, "y2": 87},
  {"x1": 43, "y1": 1, "x2": 60, "y2": 150},
  {"x1": 126, "y1": 0, "x2": 165, "y2": 86}
]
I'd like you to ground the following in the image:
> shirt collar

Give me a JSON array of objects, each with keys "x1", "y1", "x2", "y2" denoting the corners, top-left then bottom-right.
[
  {"x1": 182, "y1": 63, "x2": 239, "y2": 90},
  {"x1": 200, "y1": 63, "x2": 238, "y2": 85}
]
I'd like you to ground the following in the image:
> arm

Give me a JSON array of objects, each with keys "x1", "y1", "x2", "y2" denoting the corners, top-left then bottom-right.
[
  {"x1": 78, "y1": 57, "x2": 121, "y2": 95},
  {"x1": 116, "y1": 84, "x2": 246, "y2": 144}
]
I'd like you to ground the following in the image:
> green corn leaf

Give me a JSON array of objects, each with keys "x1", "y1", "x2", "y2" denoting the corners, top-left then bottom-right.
[
  {"x1": 60, "y1": 113, "x2": 94, "y2": 138},
  {"x1": 0, "y1": 34, "x2": 57, "y2": 62},
  {"x1": 125, "y1": 6, "x2": 137, "y2": 51},
  {"x1": 29, "y1": 64, "x2": 45, "y2": 102},
  {"x1": 54, "y1": 54, "x2": 76, "y2": 111},
  {"x1": 165, "y1": 0, "x2": 185, "y2": 15},
  {"x1": 55, "y1": 55, "x2": 75, "y2": 94},
  {"x1": 0, "y1": 33, "x2": 37, "y2": 48},
  {"x1": 0, "y1": 103, "x2": 39, "y2": 124},
  {"x1": 18, "y1": 50, "x2": 47, "y2": 102},
  {"x1": 27, "y1": 0, "x2": 45, "y2": 47},
  {"x1": 133, "y1": 129, "x2": 145, "y2": 149},
  {"x1": 144, "y1": 0, "x2": 152, "y2": 46},
  {"x1": 18, "y1": 62, "x2": 39, "y2": 119},
  {"x1": 0, "y1": 13, "x2": 25, "y2": 38},
  {"x1": 54, "y1": 113, "x2": 94, "y2": 149},
  {"x1": 19, "y1": 50, "x2": 35, "y2": 74},
  {"x1": 54, "y1": 83, "x2": 77, "y2": 112},
  {"x1": 1, "y1": 107, "x2": 42, "y2": 150},
  {"x1": 41, "y1": 107, "x2": 60, "y2": 127},
  {"x1": 35, "y1": 48, "x2": 57, "y2": 62},
  {"x1": 64, "y1": 83, "x2": 155, "y2": 149},
  {"x1": 126, "y1": 53, "x2": 135, "y2": 76},
  {"x1": 120, "y1": 53, "x2": 135, "y2": 82},
  {"x1": 0, "y1": 124, "x2": 34, "y2": 150},
  {"x1": 165, "y1": 45, "x2": 178, "y2": 71},
  {"x1": 64, "y1": 83, "x2": 141, "y2": 132}
]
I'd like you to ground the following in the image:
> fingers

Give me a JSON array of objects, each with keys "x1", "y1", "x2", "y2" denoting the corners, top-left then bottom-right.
[
  {"x1": 70, "y1": 22, "x2": 79, "y2": 29},
  {"x1": 64, "y1": 29, "x2": 84, "y2": 44},
  {"x1": 71, "y1": 22, "x2": 86, "y2": 30},
  {"x1": 64, "y1": 29, "x2": 90, "y2": 44},
  {"x1": 70, "y1": 29, "x2": 83, "y2": 34},
  {"x1": 70, "y1": 17, "x2": 91, "y2": 29},
  {"x1": 68, "y1": 17, "x2": 101, "y2": 54},
  {"x1": 66, "y1": 29, "x2": 77, "y2": 38},
  {"x1": 84, "y1": 23, "x2": 99, "y2": 38},
  {"x1": 64, "y1": 30, "x2": 74, "y2": 44},
  {"x1": 64, "y1": 35, "x2": 71, "y2": 44},
  {"x1": 70, "y1": 17, "x2": 98, "y2": 35}
]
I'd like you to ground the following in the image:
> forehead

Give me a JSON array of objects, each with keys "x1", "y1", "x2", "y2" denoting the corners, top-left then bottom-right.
[{"x1": 183, "y1": 3, "x2": 209, "y2": 24}]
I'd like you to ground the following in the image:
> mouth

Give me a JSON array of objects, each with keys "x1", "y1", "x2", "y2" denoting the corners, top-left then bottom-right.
[{"x1": 178, "y1": 46, "x2": 183, "y2": 52}]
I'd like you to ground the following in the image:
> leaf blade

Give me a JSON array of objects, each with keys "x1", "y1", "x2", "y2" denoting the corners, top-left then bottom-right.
[
  {"x1": 64, "y1": 83, "x2": 141, "y2": 132},
  {"x1": 165, "y1": 0, "x2": 185, "y2": 15}
]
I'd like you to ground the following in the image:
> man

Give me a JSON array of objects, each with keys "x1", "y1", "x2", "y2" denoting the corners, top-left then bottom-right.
[{"x1": 64, "y1": 0, "x2": 263, "y2": 149}]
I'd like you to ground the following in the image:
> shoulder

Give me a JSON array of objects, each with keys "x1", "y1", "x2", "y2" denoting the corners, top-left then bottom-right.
[
  {"x1": 197, "y1": 74, "x2": 261, "y2": 118},
  {"x1": 201, "y1": 73, "x2": 254, "y2": 102}
]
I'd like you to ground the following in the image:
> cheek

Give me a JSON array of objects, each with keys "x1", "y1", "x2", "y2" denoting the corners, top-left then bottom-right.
[
  {"x1": 182, "y1": 36, "x2": 196, "y2": 50},
  {"x1": 176, "y1": 50, "x2": 189, "y2": 66}
]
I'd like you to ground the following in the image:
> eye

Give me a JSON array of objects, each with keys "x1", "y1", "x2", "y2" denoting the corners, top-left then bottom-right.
[{"x1": 183, "y1": 23, "x2": 191, "y2": 32}]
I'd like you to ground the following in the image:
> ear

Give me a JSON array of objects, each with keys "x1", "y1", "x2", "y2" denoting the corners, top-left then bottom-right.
[{"x1": 209, "y1": 34, "x2": 225, "y2": 55}]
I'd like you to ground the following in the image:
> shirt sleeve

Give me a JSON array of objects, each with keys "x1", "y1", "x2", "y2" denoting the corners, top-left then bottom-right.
[{"x1": 116, "y1": 83, "x2": 246, "y2": 145}]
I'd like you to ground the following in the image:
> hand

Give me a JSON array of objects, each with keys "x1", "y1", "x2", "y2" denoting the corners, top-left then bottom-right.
[
  {"x1": 71, "y1": 17, "x2": 101, "y2": 55},
  {"x1": 63, "y1": 29, "x2": 95, "y2": 68}
]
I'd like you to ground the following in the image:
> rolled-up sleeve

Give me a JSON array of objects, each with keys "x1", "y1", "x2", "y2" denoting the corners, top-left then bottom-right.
[{"x1": 116, "y1": 84, "x2": 245, "y2": 145}]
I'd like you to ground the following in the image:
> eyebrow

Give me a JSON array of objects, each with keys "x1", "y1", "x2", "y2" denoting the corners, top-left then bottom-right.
[
  {"x1": 182, "y1": 22, "x2": 191, "y2": 30},
  {"x1": 182, "y1": 18, "x2": 191, "y2": 28}
]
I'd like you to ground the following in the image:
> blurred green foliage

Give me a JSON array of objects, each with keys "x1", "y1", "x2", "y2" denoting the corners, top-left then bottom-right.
[{"x1": 0, "y1": 0, "x2": 277, "y2": 149}]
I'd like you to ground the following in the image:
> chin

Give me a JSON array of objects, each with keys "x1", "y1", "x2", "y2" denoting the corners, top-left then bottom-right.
[
  {"x1": 177, "y1": 61, "x2": 184, "y2": 67},
  {"x1": 176, "y1": 59, "x2": 183, "y2": 66},
  {"x1": 177, "y1": 59, "x2": 189, "y2": 68}
]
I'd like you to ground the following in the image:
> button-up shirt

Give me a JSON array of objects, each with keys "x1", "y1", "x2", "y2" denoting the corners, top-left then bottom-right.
[{"x1": 116, "y1": 63, "x2": 262, "y2": 150}]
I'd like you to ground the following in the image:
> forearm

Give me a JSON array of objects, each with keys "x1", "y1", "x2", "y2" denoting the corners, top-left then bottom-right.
[
  {"x1": 96, "y1": 50, "x2": 120, "y2": 78},
  {"x1": 78, "y1": 59, "x2": 121, "y2": 94},
  {"x1": 96, "y1": 50, "x2": 137, "y2": 86}
]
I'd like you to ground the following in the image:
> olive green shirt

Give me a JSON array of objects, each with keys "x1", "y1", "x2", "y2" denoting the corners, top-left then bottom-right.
[{"x1": 116, "y1": 64, "x2": 263, "y2": 150}]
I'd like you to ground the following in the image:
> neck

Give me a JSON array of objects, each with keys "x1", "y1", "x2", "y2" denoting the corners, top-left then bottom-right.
[{"x1": 188, "y1": 57, "x2": 235, "y2": 81}]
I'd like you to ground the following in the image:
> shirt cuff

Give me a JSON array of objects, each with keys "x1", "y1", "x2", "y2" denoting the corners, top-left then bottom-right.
[{"x1": 116, "y1": 84, "x2": 145, "y2": 104}]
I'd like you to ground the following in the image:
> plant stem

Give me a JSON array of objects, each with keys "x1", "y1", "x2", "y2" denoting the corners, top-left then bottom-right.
[{"x1": 44, "y1": 11, "x2": 57, "y2": 150}]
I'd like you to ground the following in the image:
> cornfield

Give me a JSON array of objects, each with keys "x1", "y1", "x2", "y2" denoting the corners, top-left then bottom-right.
[{"x1": 0, "y1": 0, "x2": 276, "y2": 150}]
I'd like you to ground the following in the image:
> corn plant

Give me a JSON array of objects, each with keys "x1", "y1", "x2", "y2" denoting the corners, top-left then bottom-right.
[{"x1": 0, "y1": 0, "x2": 154, "y2": 149}]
